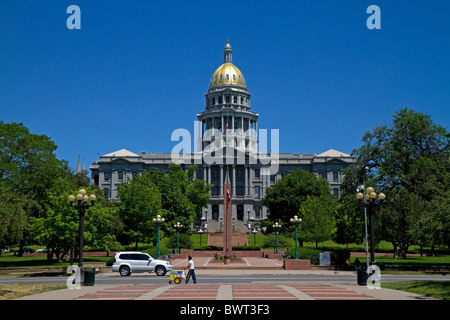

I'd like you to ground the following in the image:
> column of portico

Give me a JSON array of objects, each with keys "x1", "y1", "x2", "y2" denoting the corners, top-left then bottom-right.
[
  {"x1": 232, "y1": 165, "x2": 236, "y2": 196},
  {"x1": 244, "y1": 166, "x2": 248, "y2": 196},
  {"x1": 220, "y1": 165, "x2": 224, "y2": 194},
  {"x1": 262, "y1": 170, "x2": 266, "y2": 197},
  {"x1": 250, "y1": 167, "x2": 253, "y2": 195},
  {"x1": 207, "y1": 166, "x2": 211, "y2": 194}
]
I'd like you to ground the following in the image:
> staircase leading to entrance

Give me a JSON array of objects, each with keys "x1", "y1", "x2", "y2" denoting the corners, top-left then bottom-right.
[{"x1": 207, "y1": 232, "x2": 248, "y2": 247}]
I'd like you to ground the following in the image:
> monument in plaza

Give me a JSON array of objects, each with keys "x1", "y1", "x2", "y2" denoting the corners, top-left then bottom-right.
[{"x1": 223, "y1": 167, "x2": 232, "y2": 262}]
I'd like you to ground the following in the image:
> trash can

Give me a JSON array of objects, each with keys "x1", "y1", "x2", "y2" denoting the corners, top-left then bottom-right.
[
  {"x1": 84, "y1": 268, "x2": 96, "y2": 286},
  {"x1": 357, "y1": 268, "x2": 368, "y2": 286}
]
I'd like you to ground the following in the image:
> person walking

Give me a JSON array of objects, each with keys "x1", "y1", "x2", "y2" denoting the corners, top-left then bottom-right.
[{"x1": 184, "y1": 255, "x2": 196, "y2": 284}]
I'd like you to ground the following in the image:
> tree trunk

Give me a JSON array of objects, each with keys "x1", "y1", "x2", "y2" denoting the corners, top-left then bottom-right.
[
  {"x1": 392, "y1": 242, "x2": 398, "y2": 259},
  {"x1": 18, "y1": 240, "x2": 25, "y2": 257}
]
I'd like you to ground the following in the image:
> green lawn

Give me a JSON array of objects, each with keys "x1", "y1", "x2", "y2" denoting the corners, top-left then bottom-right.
[
  {"x1": 2, "y1": 235, "x2": 449, "y2": 269},
  {"x1": 382, "y1": 281, "x2": 450, "y2": 300}
]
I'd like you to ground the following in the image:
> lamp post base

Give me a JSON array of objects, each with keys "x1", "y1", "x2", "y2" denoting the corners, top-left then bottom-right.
[{"x1": 224, "y1": 255, "x2": 231, "y2": 264}]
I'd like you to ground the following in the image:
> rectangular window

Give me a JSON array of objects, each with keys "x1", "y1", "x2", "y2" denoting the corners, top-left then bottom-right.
[
  {"x1": 255, "y1": 169, "x2": 260, "y2": 178},
  {"x1": 255, "y1": 186, "x2": 260, "y2": 198},
  {"x1": 118, "y1": 171, "x2": 123, "y2": 180},
  {"x1": 333, "y1": 171, "x2": 339, "y2": 181},
  {"x1": 333, "y1": 188, "x2": 340, "y2": 198},
  {"x1": 104, "y1": 172, "x2": 110, "y2": 181},
  {"x1": 103, "y1": 188, "x2": 109, "y2": 199},
  {"x1": 255, "y1": 205, "x2": 261, "y2": 218}
]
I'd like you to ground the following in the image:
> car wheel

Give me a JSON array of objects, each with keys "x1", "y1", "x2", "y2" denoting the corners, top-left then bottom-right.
[
  {"x1": 155, "y1": 266, "x2": 166, "y2": 276},
  {"x1": 119, "y1": 266, "x2": 130, "y2": 276}
]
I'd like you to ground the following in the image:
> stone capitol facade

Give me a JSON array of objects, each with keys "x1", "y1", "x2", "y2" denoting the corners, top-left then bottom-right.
[{"x1": 89, "y1": 41, "x2": 354, "y2": 232}]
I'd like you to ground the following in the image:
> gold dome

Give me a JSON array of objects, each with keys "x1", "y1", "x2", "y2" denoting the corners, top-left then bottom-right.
[
  {"x1": 209, "y1": 40, "x2": 246, "y2": 89},
  {"x1": 210, "y1": 62, "x2": 246, "y2": 88}
]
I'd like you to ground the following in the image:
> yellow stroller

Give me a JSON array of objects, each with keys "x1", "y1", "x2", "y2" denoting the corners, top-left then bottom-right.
[{"x1": 168, "y1": 270, "x2": 185, "y2": 284}]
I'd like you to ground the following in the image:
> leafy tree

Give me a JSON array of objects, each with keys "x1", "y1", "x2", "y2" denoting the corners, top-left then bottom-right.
[
  {"x1": 349, "y1": 108, "x2": 450, "y2": 255},
  {"x1": 33, "y1": 186, "x2": 119, "y2": 262},
  {"x1": 263, "y1": 170, "x2": 331, "y2": 223},
  {"x1": 334, "y1": 168, "x2": 367, "y2": 248},
  {"x1": 299, "y1": 194, "x2": 337, "y2": 248},
  {"x1": 116, "y1": 171, "x2": 162, "y2": 250},
  {"x1": 0, "y1": 121, "x2": 86, "y2": 255},
  {"x1": 148, "y1": 163, "x2": 211, "y2": 238},
  {"x1": 263, "y1": 170, "x2": 332, "y2": 249},
  {"x1": 0, "y1": 187, "x2": 34, "y2": 256},
  {"x1": 33, "y1": 192, "x2": 79, "y2": 262}
]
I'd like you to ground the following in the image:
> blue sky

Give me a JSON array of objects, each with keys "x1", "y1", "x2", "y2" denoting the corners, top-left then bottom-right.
[{"x1": 1, "y1": 0, "x2": 449, "y2": 172}]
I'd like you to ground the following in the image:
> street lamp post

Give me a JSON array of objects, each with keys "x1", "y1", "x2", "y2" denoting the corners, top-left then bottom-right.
[
  {"x1": 356, "y1": 187, "x2": 386, "y2": 265},
  {"x1": 174, "y1": 222, "x2": 183, "y2": 254},
  {"x1": 152, "y1": 215, "x2": 165, "y2": 258},
  {"x1": 68, "y1": 189, "x2": 96, "y2": 280},
  {"x1": 199, "y1": 211, "x2": 207, "y2": 247},
  {"x1": 290, "y1": 215, "x2": 302, "y2": 259},
  {"x1": 247, "y1": 212, "x2": 256, "y2": 246},
  {"x1": 272, "y1": 222, "x2": 282, "y2": 254}
]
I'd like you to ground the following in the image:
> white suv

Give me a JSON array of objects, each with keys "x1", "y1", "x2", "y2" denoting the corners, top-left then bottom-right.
[{"x1": 111, "y1": 252, "x2": 173, "y2": 276}]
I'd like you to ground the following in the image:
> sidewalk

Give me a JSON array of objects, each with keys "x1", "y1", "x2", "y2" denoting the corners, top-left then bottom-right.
[{"x1": 15, "y1": 257, "x2": 438, "y2": 301}]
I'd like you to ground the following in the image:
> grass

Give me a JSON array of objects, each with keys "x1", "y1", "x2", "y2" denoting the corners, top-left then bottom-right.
[
  {"x1": 2, "y1": 236, "x2": 449, "y2": 269},
  {"x1": 382, "y1": 281, "x2": 450, "y2": 300},
  {"x1": 0, "y1": 283, "x2": 67, "y2": 300}
]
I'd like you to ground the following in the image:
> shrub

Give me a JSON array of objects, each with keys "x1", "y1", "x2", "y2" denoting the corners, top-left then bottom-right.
[
  {"x1": 298, "y1": 247, "x2": 321, "y2": 265},
  {"x1": 167, "y1": 234, "x2": 193, "y2": 250},
  {"x1": 232, "y1": 245, "x2": 260, "y2": 251},
  {"x1": 261, "y1": 234, "x2": 291, "y2": 249},
  {"x1": 330, "y1": 249, "x2": 351, "y2": 265}
]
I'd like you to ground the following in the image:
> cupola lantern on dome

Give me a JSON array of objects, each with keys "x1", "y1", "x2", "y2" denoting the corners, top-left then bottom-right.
[
  {"x1": 224, "y1": 39, "x2": 232, "y2": 62},
  {"x1": 209, "y1": 40, "x2": 246, "y2": 89},
  {"x1": 198, "y1": 40, "x2": 259, "y2": 153}
]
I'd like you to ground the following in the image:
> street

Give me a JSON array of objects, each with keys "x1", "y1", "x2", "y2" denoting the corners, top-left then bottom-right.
[{"x1": 1, "y1": 272, "x2": 449, "y2": 285}]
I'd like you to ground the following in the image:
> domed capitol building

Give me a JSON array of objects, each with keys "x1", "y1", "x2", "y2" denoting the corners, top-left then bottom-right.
[{"x1": 90, "y1": 41, "x2": 354, "y2": 232}]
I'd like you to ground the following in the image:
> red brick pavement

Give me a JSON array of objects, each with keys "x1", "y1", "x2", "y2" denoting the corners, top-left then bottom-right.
[
  {"x1": 152, "y1": 285, "x2": 220, "y2": 300},
  {"x1": 232, "y1": 284, "x2": 297, "y2": 300},
  {"x1": 75, "y1": 283, "x2": 377, "y2": 300},
  {"x1": 292, "y1": 285, "x2": 376, "y2": 300}
]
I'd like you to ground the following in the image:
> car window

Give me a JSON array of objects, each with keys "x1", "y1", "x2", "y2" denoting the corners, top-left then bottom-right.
[
  {"x1": 138, "y1": 254, "x2": 149, "y2": 260},
  {"x1": 119, "y1": 254, "x2": 129, "y2": 260}
]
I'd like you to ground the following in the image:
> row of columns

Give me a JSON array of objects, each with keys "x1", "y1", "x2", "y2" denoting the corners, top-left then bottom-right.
[
  {"x1": 202, "y1": 165, "x2": 274, "y2": 197},
  {"x1": 200, "y1": 115, "x2": 258, "y2": 137}
]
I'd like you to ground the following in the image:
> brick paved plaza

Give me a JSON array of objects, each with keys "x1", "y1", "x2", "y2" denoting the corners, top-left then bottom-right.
[{"x1": 76, "y1": 283, "x2": 377, "y2": 300}]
